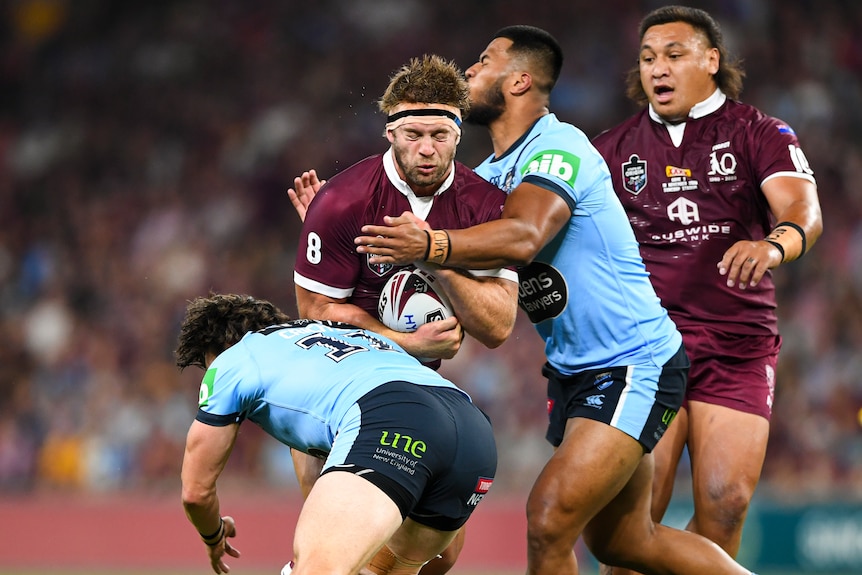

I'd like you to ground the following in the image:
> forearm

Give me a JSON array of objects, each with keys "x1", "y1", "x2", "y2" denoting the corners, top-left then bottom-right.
[
  {"x1": 300, "y1": 296, "x2": 452, "y2": 358},
  {"x1": 303, "y1": 299, "x2": 412, "y2": 344},
  {"x1": 183, "y1": 488, "x2": 222, "y2": 539},
  {"x1": 429, "y1": 268, "x2": 517, "y2": 348},
  {"x1": 766, "y1": 209, "x2": 822, "y2": 264},
  {"x1": 442, "y1": 218, "x2": 543, "y2": 269}
]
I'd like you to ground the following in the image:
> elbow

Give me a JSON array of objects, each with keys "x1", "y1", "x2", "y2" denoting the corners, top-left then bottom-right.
[
  {"x1": 506, "y1": 244, "x2": 539, "y2": 267},
  {"x1": 809, "y1": 214, "x2": 824, "y2": 246},
  {"x1": 182, "y1": 483, "x2": 215, "y2": 511},
  {"x1": 476, "y1": 313, "x2": 517, "y2": 349},
  {"x1": 505, "y1": 234, "x2": 545, "y2": 267},
  {"x1": 483, "y1": 330, "x2": 512, "y2": 349},
  {"x1": 478, "y1": 332, "x2": 507, "y2": 349}
]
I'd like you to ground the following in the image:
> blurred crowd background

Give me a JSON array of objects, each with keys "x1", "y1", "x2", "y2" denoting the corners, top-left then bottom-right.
[{"x1": 0, "y1": 0, "x2": 860, "y2": 502}]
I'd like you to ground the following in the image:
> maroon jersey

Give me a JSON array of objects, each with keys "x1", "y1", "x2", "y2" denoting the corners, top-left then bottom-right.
[
  {"x1": 294, "y1": 151, "x2": 508, "y2": 317},
  {"x1": 593, "y1": 96, "x2": 815, "y2": 336}
]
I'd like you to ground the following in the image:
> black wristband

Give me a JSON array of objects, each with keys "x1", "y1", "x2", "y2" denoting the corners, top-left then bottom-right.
[
  {"x1": 423, "y1": 230, "x2": 432, "y2": 261},
  {"x1": 200, "y1": 518, "x2": 224, "y2": 543},
  {"x1": 764, "y1": 240, "x2": 785, "y2": 263},
  {"x1": 775, "y1": 221, "x2": 807, "y2": 257}
]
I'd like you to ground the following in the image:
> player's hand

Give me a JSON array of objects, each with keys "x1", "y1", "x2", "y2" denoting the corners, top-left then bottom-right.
[
  {"x1": 206, "y1": 515, "x2": 241, "y2": 574},
  {"x1": 355, "y1": 212, "x2": 430, "y2": 265},
  {"x1": 287, "y1": 170, "x2": 326, "y2": 223},
  {"x1": 717, "y1": 239, "x2": 783, "y2": 289},
  {"x1": 400, "y1": 316, "x2": 463, "y2": 360}
]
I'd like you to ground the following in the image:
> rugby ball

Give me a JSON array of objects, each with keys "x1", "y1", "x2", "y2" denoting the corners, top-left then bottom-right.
[{"x1": 378, "y1": 269, "x2": 454, "y2": 332}]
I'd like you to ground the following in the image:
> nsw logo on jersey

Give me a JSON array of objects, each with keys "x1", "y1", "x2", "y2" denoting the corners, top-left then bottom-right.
[
  {"x1": 521, "y1": 150, "x2": 581, "y2": 187},
  {"x1": 621, "y1": 154, "x2": 647, "y2": 195}
]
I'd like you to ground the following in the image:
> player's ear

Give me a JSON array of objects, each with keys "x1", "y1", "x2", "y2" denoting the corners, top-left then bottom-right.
[
  {"x1": 706, "y1": 46, "x2": 720, "y2": 76},
  {"x1": 510, "y1": 71, "x2": 532, "y2": 96},
  {"x1": 385, "y1": 129, "x2": 396, "y2": 144}
]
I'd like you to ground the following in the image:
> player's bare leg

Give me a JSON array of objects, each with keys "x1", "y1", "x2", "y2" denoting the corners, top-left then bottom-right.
[
  {"x1": 601, "y1": 408, "x2": 689, "y2": 575},
  {"x1": 291, "y1": 472, "x2": 401, "y2": 575},
  {"x1": 291, "y1": 472, "x2": 451, "y2": 575},
  {"x1": 525, "y1": 418, "x2": 644, "y2": 575},
  {"x1": 685, "y1": 401, "x2": 768, "y2": 555},
  {"x1": 368, "y1": 520, "x2": 459, "y2": 575},
  {"x1": 583, "y1": 442, "x2": 754, "y2": 575},
  {"x1": 416, "y1": 527, "x2": 465, "y2": 575}
]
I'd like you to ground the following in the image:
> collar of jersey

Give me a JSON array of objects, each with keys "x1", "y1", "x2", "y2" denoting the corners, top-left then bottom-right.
[{"x1": 648, "y1": 88, "x2": 726, "y2": 125}]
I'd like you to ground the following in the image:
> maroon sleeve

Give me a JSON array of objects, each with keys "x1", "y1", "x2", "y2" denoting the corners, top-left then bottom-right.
[
  {"x1": 293, "y1": 178, "x2": 364, "y2": 296},
  {"x1": 746, "y1": 113, "x2": 815, "y2": 185}
]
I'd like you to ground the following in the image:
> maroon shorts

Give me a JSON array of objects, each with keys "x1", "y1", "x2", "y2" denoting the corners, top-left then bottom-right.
[{"x1": 678, "y1": 325, "x2": 781, "y2": 420}]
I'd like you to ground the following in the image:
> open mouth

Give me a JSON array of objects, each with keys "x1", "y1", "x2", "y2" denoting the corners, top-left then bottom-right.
[{"x1": 653, "y1": 85, "x2": 674, "y2": 103}]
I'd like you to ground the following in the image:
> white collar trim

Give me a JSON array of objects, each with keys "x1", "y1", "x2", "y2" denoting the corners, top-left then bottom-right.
[
  {"x1": 382, "y1": 148, "x2": 453, "y2": 219},
  {"x1": 648, "y1": 89, "x2": 726, "y2": 147},
  {"x1": 648, "y1": 88, "x2": 726, "y2": 124}
]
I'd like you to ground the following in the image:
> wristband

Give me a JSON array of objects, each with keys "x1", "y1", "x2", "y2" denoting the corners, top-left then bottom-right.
[
  {"x1": 426, "y1": 230, "x2": 450, "y2": 264},
  {"x1": 774, "y1": 221, "x2": 807, "y2": 256},
  {"x1": 764, "y1": 240, "x2": 785, "y2": 263},
  {"x1": 423, "y1": 230, "x2": 432, "y2": 261},
  {"x1": 200, "y1": 518, "x2": 224, "y2": 545}
]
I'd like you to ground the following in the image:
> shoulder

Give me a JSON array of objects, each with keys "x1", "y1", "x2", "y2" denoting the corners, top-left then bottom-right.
[
  {"x1": 594, "y1": 110, "x2": 646, "y2": 141},
  {"x1": 534, "y1": 115, "x2": 601, "y2": 158},
  {"x1": 720, "y1": 100, "x2": 804, "y2": 148},
  {"x1": 324, "y1": 154, "x2": 384, "y2": 190},
  {"x1": 308, "y1": 155, "x2": 385, "y2": 217},
  {"x1": 452, "y1": 161, "x2": 507, "y2": 199},
  {"x1": 722, "y1": 100, "x2": 786, "y2": 131}
]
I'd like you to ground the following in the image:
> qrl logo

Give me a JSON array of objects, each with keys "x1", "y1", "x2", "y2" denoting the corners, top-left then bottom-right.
[{"x1": 522, "y1": 150, "x2": 581, "y2": 187}]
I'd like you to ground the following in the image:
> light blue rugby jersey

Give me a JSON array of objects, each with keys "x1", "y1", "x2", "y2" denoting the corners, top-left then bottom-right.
[
  {"x1": 197, "y1": 321, "x2": 467, "y2": 455},
  {"x1": 474, "y1": 114, "x2": 681, "y2": 373}
]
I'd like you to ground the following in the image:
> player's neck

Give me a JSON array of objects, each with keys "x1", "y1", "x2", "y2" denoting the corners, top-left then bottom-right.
[{"x1": 488, "y1": 107, "x2": 548, "y2": 158}]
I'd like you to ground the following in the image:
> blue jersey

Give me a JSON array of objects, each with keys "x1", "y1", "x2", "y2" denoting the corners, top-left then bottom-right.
[
  {"x1": 474, "y1": 114, "x2": 681, "y2": 373},
  {"x1": 196, "y1": 320, "x2": 467, "y2": 456}
]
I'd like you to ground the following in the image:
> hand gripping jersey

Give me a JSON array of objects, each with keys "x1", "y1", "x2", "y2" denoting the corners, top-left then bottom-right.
[
  {"x1": 474, "y1": 113, "x2": 681, "y2": 374},
  {"x1": 294, "y1": 150, "x2": 515, "y2": 317},
  {"x1": 195, "y1": 320, "x2": 468, "y2": 455},
  {"x1": 593, "y1": 91, "x2": 816, "y2": 336}
]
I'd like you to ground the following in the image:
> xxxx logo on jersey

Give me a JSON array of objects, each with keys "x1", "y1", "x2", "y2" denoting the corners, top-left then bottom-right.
[{"x1": 521, "y1": 150, "x2": 581, "y2": 187}]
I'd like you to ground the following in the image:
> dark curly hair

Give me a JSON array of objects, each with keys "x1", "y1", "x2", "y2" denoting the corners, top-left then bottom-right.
[
  {"x1": 625, "y1": 5, "x2": 745, "y2": 105},
  {"x1": 378, "y1": 54, "x2": 471, "y2": 118},
  {"x1": 175, "y1": 293, "x2": 290, "y2": 370}
]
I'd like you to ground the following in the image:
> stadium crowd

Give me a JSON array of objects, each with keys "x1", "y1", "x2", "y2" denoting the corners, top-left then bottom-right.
[{"x1": 0, "y1": 0, "x2": 860, "y2": 501}]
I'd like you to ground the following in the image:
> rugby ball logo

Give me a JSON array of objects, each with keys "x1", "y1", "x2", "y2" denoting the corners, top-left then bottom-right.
[{"x1": 378, "y1": 269, "x2": 454, "y2": 332}]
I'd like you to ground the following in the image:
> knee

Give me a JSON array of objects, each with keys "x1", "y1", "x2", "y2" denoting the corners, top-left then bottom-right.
[
  {"x1": 526, "y1": 490, "x2": 564, "y2": 540},
  {"x1": 699, "y1": 479, "x2": 754, "y2": 530}
]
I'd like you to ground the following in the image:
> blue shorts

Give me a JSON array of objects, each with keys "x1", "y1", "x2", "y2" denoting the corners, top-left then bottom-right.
[
  {"x1": 322, "y1": 381, "x2": 497, "y2": 531},
  {"x1": 544, "y1": 343, "x2": 689, "y2": 452}
]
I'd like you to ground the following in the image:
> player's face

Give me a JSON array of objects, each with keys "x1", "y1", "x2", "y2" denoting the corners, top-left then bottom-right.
[
  {"x1": 639, "y1": 21, "x2": 719, "y2": 123},
  {"x1": 388, "y1": 122, "x2": 457, "y2": 196},
  {"x1": 465, "y1": 38, "x2": 510, "y2": 126}
]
